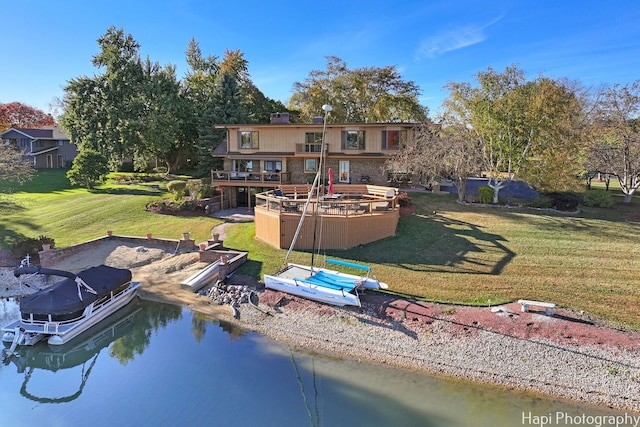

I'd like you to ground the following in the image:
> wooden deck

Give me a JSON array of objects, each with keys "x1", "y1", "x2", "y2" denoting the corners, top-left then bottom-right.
[{"x1": 254, "y1": 187, "x2": 400, "y2": 250}]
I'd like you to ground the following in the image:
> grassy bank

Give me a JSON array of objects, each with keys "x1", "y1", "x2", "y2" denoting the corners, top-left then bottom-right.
[
  {"x1": 0, "y1": 170, "x2": 221, "y2": 248},
  {"x1": 1, "y1": 170, "x2": 639, "y2": 330}
]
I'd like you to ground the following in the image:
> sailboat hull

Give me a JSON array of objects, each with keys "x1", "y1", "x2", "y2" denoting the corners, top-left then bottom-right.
[
  {"x1": 264, "y1": 272, "x2": 361, "y2": 307},
  {"x1": 263, "y1": 263, "x2": 387, "y2": 307}
]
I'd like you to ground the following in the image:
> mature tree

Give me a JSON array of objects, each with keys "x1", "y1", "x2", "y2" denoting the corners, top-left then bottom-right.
[
  {"x1": 385, "y1": 122, "x2": 482, "y2": 202},
  {"x1": 62, "y1": 27, "x2": 198, "y2": 173},
  {"x1": 183, "y1": 38, "x2": 219, "y2": 107},
  {"x1": 61, "y1": 27, "x2": 146, "y2": 168},
  {"x1": 515, "y1": 78, "x2": 587, "y2": 192},
  {"x1": 443, "y1": 65, "x2": 584, "y2": 202},
  {"x1": 0, "y1": 102, "x2": 55, "y2": 132},
  {"x1": 289, "y1": 56, "x2": 428, "y2": 123},
  {"x1": 588, "y1": 81, "x2": 640, "y2": 203},
  {"x1": 195, "y1": 71, "x2": 248, "y2": 177},
  {"x1": 185, "y1": 44, "x2": 287, "y2": 176},
  {"x1": 136, "y1": 58, "x2": 192, "y2": 173},
  {"x1": 66, "y1": 149, "x2": 109, "y2": 189},
  {"x1": 242, "y1": 81, "x2": 290, "y2": 123},
  {"x1": 0, "y1": 141, "x2": 35, "y2": 184}
]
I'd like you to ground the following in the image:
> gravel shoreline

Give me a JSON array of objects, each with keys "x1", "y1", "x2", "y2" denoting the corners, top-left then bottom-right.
[{"x1": 234, "y1": 288, "x2": 640, "y2": 412}]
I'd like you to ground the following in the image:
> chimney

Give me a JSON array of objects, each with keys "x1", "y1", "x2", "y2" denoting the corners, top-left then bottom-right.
[
  {"x1": 312, "y1": 116, "x2": 324, "y2": 124},
  {"x1": 270, "y1": 112, "x2": 290, "y2": 124}
]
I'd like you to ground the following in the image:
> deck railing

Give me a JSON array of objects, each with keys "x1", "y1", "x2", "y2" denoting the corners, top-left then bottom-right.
[
  {"x1": 254, "y1": 189, "x2": 397, "y2": 217},
  {"x1": 211, "y1": 170, "x2": 291, "y2": 185}
]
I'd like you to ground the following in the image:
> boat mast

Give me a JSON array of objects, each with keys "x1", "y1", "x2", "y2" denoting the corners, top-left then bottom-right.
[{"x1": 284, "y1": 104, "x2": 332, "y2": 265}]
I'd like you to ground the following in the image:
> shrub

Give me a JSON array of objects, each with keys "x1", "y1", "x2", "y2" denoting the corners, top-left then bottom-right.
[
  {"x1": 200, "y1": 184, "x2": 217, "y2": 198},
  {"x1": 179, "y1": 200, "x2": 199, "y2": 211},
  {"x1": 545, "y1": 192, "x2": 581, "y2": 211},
  {"x1": 38, "y1": 235, "x2": 55, "y2": 249},
  {"x1": 152, "y1": 166, "x2": 168, "y2": 174},
  {"x1": 117, "y1": 162, "x2": 135, "y2": 172},
  {"x1": 478, "y1": 186, "x2": 494, "y2": 204},
  {"x1": 583, "y1": 189, "x2": 614, "y2": 208},
  {"x1": 66, "y1": 149, "x2": 110, "y2": 189},
  {"x1": 528, "y1": 196, "x2": 554, "y2": 209},
  {"x1": 12, "y1": 235, "x2": 55, "y2": 257},
  {"x1": 187, "y1": 179, "x2": 203, "y2": 199},
  {"x1": 166, "y1": 180, "x2": 187, "y2": 200}
]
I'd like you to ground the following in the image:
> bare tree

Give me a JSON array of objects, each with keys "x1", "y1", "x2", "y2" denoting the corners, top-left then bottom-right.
[
  {"x1": 0, "y1": 141, "x2": 34, "y2": 184},
  {"x1": 589, "y1": 81, "x2": 640, "y2": 203},
  {"x1": 385, "y1": 122, "x2": 482, "y2": 202}
]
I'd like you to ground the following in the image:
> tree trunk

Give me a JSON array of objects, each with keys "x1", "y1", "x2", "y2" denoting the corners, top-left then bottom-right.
[
  {"x1": 455, "y1": 177, "x2": 468, "y2": 202},
  {"x1": 492, "y1": 187, "x2": 501, "y2": 204},
  {"x1": 488, "y1": 179, "x2": 506, "y2": 204}
]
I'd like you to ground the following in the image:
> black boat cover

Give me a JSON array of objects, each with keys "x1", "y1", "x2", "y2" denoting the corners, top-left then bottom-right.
[{"x1": 20, "y1": 265, "x2": 132, "y2": 317}]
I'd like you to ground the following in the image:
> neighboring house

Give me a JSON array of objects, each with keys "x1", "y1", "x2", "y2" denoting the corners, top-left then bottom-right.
[
  {"x1": 0, "y1": 125, "x2": 77, "y2": 169},
  {"x1": 213, "y1": 113, "x2": 416, "y2": 207}
]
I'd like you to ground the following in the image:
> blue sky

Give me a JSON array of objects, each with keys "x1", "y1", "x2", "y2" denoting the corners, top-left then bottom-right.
[{"x1": 2, "y1": 0, "x2": 639, "y2": 118}]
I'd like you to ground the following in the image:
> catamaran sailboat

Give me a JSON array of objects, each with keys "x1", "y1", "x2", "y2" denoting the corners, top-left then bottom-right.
[
  {"x1": 264, "y1": 259, "x2": 388, "y2": 307},
  {"x1": 263, "y1": 105, "x2": 388, "y2": 307}
]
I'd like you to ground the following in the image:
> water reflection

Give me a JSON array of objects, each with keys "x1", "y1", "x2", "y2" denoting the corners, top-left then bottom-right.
[
  {"x1": 4, "y1": 298, "x2": 141, "y2": 403},
  {"x1": 108, "y1": 297, "x2": 181, "y2": 364}
]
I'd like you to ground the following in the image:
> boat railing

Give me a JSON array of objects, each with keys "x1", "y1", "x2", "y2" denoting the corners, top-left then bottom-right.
[{"x1": 20, "y1": 282, "x2": 139, "y2": 330}]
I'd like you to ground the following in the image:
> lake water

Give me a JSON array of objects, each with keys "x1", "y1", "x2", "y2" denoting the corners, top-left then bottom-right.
[{"x1": 1, "y1": 297, "x2": 636, "y2": 427}]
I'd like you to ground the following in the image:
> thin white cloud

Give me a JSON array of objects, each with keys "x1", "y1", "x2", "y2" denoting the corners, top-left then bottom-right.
[{"x1": 416, "y1": 16, "x2": 502, "y2": 60}]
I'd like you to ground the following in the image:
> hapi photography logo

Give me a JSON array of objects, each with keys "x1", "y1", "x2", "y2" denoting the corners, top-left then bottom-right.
[{"x1": 521, "y1": 411, "x2": 640, "y2": 427}]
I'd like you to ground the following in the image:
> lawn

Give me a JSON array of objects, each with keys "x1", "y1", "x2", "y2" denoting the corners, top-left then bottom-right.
[
  {"x1": 2, "y1": 170, "x2": 639, "y2": 330},
  {"x1": 0, "y1": 170, "x2": 222, "y2": 248}
]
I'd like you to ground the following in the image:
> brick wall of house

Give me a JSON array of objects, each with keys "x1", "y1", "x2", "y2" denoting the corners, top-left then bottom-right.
[{"x1": 286, "y1": 158, "x2": 389, "y2": 186}]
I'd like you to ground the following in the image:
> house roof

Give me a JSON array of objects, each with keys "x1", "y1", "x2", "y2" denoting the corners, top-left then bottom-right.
[
  {"x1": 215, "y1": 122, "x2": 417, "y2": 130},
  {"x1": 0, "y1": 125, "x2": 69, "y2": 141},
  {"x1": 26, "y1": 146, "x2": 59, "y2": 156}
]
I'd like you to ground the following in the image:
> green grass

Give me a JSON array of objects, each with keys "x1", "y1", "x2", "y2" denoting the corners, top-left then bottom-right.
[
  {"x1": 2, "y1": 170, "x2": 639, "y2": 330},
  {"x1": 0, "y1": 170, "x2": 222, "y2": 248}
]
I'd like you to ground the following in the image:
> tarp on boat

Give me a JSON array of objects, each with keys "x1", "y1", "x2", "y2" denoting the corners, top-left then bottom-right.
[{"x1": 20, "y1": 265, "x2": 132, "y2": 318}]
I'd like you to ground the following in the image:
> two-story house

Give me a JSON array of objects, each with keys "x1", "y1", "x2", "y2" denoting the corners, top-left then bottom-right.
[
  {"x1": 0, "y1": 125, "x2": 77, "y2": 168},
  {"x1": 212, "y1": 113, "x2": 415, "y2": 208}
]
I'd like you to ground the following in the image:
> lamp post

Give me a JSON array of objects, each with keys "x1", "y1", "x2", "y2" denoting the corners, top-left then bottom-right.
[
  {"x1": 318, "y1": 104, "x2": 332, "y2": 198},
  {"x1": 284, "y1": 104, "x2": 332, "y2": 266}
]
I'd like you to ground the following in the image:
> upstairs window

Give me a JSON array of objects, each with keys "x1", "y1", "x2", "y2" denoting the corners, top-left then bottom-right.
[
  {"x1": 341, "y1": 130, "x2": 365, "y2": 150},
  {"x1": 303, "y1": 132, "x2": 324, "y2": 152},
  {"x1": 239, "y1": 131, "x2": 259, "y2": 149},
  {"x1": 382, "y1": 130, "x2": 407, "y2": 150}
]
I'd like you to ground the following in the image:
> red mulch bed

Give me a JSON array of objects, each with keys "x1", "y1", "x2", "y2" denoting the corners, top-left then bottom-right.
[
  {"x1": 254, "y1": 285, "x2": 640, "y2": 352},
  {"x1": 372, "y1": 295, "x2": 640, "y2": 351}
]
